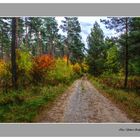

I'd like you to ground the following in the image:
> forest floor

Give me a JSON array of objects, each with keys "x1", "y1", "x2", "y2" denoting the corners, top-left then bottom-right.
[{"x1": 35, "y1": 77, "x2": 132, "y2": 123}]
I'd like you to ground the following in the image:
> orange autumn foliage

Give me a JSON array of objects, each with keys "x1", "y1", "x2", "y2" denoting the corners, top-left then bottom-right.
[
  {"x1": 31, "y1": 54, "x2": 55, "y2": 84},
  {"x1": 34, "y1": 54, "x2": 55, "y2": 70},
  {"x1": 63, "y1": 55, "x2": 68, "y2": 62}
]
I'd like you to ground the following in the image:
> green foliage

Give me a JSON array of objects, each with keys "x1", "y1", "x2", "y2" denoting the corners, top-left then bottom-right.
[
  {"x1": 60, "y1": 17, "x2": 85, "y2": 63},
  {"x1": 47, "y1": 58, "x2": 74, "y2": 84},
  {"x1": 81, "y1": 62, "x2": 89, "y2": 73},
  {"x1": 128, "y1": 17, "x2": 140, "y2": 75},
  {"x1": 0, "y1": 18, "x2": 11, "y2": 58},
  {"x1": 105, "y1": 45, "x2": 120, "y2": 73},
  {"x1": 16, "y1": 49, "x2": 33, "y2": 86},
  {"x1": 0, "y1": 91, "x2": 26, "y2": 106},
  {"x1": 89, "y1": 76, "x2": 140, "y2": 122},
  {"x1": 87, "y1": 22, "x2": 106, "y2": 76},
  {"x1": 0, "y1": 60, "x2": 11, "y2": 92},
  {"x1": 1, "y1": 16, "x2": 140, "y2": 122},
  {"x1": 129, "y1": 59, "x2": 140, "y2": 75},
  {"x1": 101, "y1": 17, "x2": 131, "y2": 32},
  {"x1": 42, "y1": 17, "x2": 59, "y2": 55},
  {"x1": 16, "y1": 49, "x2": 33, "y2": 73},
  {"x1": 0, "y1": 82, "x2": 71, "y2": 122}
]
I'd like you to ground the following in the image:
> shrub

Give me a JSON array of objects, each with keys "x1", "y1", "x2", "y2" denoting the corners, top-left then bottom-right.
[
  {"x1": 0, "y1": 90, "x2": 26, "y2": 106},
  {"x1": 47, "y1": 58, "x2": 73, "y2": 84},
  {"x1": 16, "y1": 49, "x2": 33, "y2": 73},
  {"x1": 34, "y1": 54, "x2": 55, "y2": 71},
  {"x1": 128, "y1": 76, "x2": 140, "y2": 89},
  {"x1": 81, "y1": 63, "x2": 89, "y2": 73},
  {"x1": 99, "y1": 75, "x2": 140, "y2": 89},
  {"x1": 63, "y1": 55, "x2": 68, "y2": 62},
  {"x1": 0, "y1": 59, "x2": 6, "y2": 76},
  {"x1": 0, "y1": 59, "x2": 11, "y2": 91},
  {"x1": 72, "y1": 63, "x2": 81, "y2": 75},
  {"x1": 31, "y1": 54, "x2": 55, "y2": 84},
  {"x1": 16, "y1": 49, "x2": 33, "y2": 86}
]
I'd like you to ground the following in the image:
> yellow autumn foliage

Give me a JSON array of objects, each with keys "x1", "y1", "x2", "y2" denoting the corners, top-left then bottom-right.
[
  {"x1": 0, "y1": 59, "x2": 7, "y2": 76},
  {"x1": 72, "y1": 63, "x2": 81, "y2": 74},
  {"x1": 81, "y1": 63, "x2": 89, "y2": 73}
]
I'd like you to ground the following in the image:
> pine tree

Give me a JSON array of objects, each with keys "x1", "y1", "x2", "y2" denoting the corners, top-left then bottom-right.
[
  {"x1": 42, "y1": 17, "x2": 59, "y2": 56},
  {"x1": 60, "y1": 17, "x2": 85, "y2": 64},
  {"x1": 101, "y1": 17, "x2": 131, "y2": 88},
  {"x1": 87, "y1": 21, "x2": 105, "y2": 76},
  {"x1": 0, "y1": 18, "x2": 11, "y2": 60},
  {"x1": 11, "y1": 17, "x2": 18, "y2": 89}
]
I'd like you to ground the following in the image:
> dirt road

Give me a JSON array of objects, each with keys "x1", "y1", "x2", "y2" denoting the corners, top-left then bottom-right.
[{"x1": 37, "y1": 78, "x2": 132, "y2": 123}]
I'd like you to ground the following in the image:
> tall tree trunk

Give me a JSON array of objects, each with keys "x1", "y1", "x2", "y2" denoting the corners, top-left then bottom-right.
[
  {"x1": 67, "y1": 52, "x2": 69, "y2": 66},
  {"x1": 18, "y1": 19, "x2": 22, "y2": 48},
  {"x1": 11, "y1": 17, "x2": 18, "y2": 89},
  {"x1": 65, "y1": 40, "x2": 69, "y2": 65},
  {"x1": 25, "y1": 17, "x2": 28, "y2": 48},
  {"x1": 29, "y1": 26, "x2": 32, "y2": 48},
  {"x1": 29, "y1": 26, "x2": 35, "y2": 56},
  {"x1": 39, "y1": 32, "x2": 42, "y2": 55},
  {"x1": 66, "y1": 45, "x2": 69, "y2": 66},
  {"x1": 50, "y1": 39, "x2": 54, "y2": 56},
  {"x1": 124, "y1": 17, "x2": 129, "y2": 88},
  {"x1": 0, "y1": 28, "x2": 3, "y2": 59},
  {"x1": 45, "y1": 43, "x2": 48, "y2": 54},
  {"x1": 0, "y1": 44, "x2": 3, "y2": 59},
  {"x1": 36, "y1": 31, "x2": 40, "y2": 55},
  {"x1": 36, "y1": 32, "x2": 42, "y2": 55},
  {"x1": 62, "y1": 48, "x2": 64, "y2": 57},
  {"x1": 51, "y1": 44, "x2": 55, "y2": 57}
]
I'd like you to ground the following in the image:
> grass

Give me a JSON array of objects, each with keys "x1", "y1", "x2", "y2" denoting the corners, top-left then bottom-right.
[
  {"x1": 89, "y1": 75, "x2": 140, "y2": 122},
  {"x1": 0, "y1": 81, "x2": 73, "y2": 122}
]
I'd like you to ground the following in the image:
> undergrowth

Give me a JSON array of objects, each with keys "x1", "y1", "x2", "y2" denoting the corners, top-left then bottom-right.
[
  {"x1": 89, "y1": 75, "x2": 140, "y2": 122},
  {"x1": 0, "y1": 82, "x2": 72, "y2": 122}
]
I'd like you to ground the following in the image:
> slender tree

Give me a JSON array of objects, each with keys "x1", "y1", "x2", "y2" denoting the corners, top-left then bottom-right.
[
  {"x1": 119, "y1": 17, "x2": 140, "y2": 76},
  {"x1": 124, "y1": 17, "x2": 129, "y2": 88},
  {"x1": 60, "y1": 17, "x2": 85, "y2": 64},
  {"x1": 11, "y1": 17, "x2": 18, "y2": 89},
  {"x1": 42, "y1": 17, "x2": 59, "y2": 56},
  {"x1": 87, "y1": 21, "x2": 105, "y2": 75},
  {"x1": 0, "y1": 18, "x2": 11, "y2": 60},
  {"x1": 25, "y1": 17, "x2": 29, "y2": 48},
  {"x1": 101, "y1": 17, "x2": 131, "y2": 88}
]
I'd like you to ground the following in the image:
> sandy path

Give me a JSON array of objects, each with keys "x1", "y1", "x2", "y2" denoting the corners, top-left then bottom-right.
[{"x1": 38, "y1": 78, "x2": 132, "y2": 123}]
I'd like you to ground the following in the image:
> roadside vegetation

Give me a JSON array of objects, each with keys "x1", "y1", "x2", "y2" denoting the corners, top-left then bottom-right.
[
  {"x1": 0, "y1": 17, "x2": 139, "y2": 122},
  {"x1": 0, "y1": 52, "x2": 88, "y2": 122},
  {"x1": 89, "y1": 75, "x2": 140, "y2": 122}
]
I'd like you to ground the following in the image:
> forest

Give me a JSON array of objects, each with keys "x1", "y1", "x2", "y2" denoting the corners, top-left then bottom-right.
[{"x1": 0, "y1": 17, "x2": 140, "y2": 122}]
